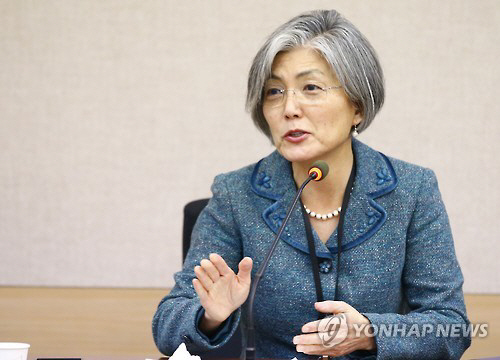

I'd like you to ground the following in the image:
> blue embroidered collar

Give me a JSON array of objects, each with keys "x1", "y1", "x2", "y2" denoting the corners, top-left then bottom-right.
[{"x1": 250, "y1": 138, "x2": 398, "y2": 258}]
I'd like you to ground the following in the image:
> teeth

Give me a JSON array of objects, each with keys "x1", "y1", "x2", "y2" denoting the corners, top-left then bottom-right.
[{"x1": 290, "y1": 131, "x2": 303, "y2": 137}]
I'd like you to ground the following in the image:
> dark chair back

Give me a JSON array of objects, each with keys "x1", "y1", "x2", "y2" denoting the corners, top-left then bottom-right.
[
  {"x1": 182, "y1": 198, "x2": 242, "y2": 357},
  {"x1": 183, "y1": 198, "x2": 210, "y2": 263}
]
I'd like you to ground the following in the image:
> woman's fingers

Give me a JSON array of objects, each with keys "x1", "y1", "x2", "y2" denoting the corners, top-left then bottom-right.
[
  {"x1": 192, "y1": 278, "x2": 208, "y2": 301},
  {"x1": 301, "y1": 316, "x2": 344, "y2": 333},
  {"x1": 315, "y1": 300, "x2": 352, "y2": 314},
  {"x1": 293, "y1": 333, "x2": 321, "y2": 345},
  {"x1": 194, "y1": 265, "x2": 213, "y2": 290},
  {"x1": 301, "y1": 319, "x2": 321, "y2": 333},
  {"x1": 295, "y1": 344, "x2": 330, "y2": 355},
  {"x1": 195, "y1": 253, "x2": 237, "y2": 291},
  {"x1": 294, "y1": 326, "x2": 349, "y2": 343},
  {"x1": 209, "y1": 253, "x2": 233, "y2": 277},
  {"x1": 195, "y1": 254, "x2": 252, "y2": 307},
  {"x1": 237, "y1": 257, "x2": 253, "y2": 284},
  {"x1": 295, "y1": 301, "x2": 374, "y2": 356},
  {"x1": 200, "y1": 258, "x2": 220, "y2": 282}
]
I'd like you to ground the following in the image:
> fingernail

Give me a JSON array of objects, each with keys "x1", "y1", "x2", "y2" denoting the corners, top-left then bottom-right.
[
  {"x1": 292, "y1": 336, "x2": 298, "y2": 344},
  {"x1": 296, "y1": 345, "x2": 303, "y2": 352}
]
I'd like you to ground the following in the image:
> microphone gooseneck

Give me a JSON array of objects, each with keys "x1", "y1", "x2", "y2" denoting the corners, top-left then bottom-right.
[{"x1": 242, "y1": 161, "x2": 330, "y2": 360}]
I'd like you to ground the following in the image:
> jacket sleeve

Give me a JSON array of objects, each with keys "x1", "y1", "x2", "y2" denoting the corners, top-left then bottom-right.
[
  {"x1": 363, "y1": 168, "x2": 471, "y2": 359},
  {"x1": 152, "y1": 174, "x2": 244, "y2": 355}
]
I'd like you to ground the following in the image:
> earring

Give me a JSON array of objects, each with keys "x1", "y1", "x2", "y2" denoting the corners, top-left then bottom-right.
[{"x1": 352, "y1": 125, "x2": 359, "y2": 137}]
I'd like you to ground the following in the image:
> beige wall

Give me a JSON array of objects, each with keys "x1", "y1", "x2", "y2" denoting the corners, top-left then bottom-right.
[{"x1": 1, "y1": 0, "x2": 499, "y2": 292}]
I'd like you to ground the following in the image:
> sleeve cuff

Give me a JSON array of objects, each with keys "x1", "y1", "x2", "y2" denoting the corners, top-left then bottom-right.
[{"x1": 195, "y1": 307, "x2": 237, "y2": 346}]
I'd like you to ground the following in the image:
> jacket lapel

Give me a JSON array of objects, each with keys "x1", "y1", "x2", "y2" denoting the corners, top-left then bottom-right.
[
  {"x1": 326, "y1": 139, "x2": 398, "y2": 254},
  {"x1": 250, "y1": 139, "x2": 398, "y2": 258}
]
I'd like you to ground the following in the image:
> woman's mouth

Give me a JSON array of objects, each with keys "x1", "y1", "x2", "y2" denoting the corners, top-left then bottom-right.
[{"x1": 283, "y1": 129, "x2": 310, "y2": 143}]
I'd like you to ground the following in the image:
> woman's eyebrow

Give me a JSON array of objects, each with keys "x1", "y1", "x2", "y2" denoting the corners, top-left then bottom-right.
[
  {"x1": 296, "y1": 69, "x2": 325, "y2": 78},
  {"x1": 269, "y1": 69, "x2": 325, "y2": 81}
]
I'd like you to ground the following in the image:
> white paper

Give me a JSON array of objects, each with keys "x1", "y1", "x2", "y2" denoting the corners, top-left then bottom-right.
[
  {"x1": 169, "y1": 342, "x2": 297, "y2": 360},
  {"x1": 169, "y1": 343, "x2": 201, "y2": 360}
]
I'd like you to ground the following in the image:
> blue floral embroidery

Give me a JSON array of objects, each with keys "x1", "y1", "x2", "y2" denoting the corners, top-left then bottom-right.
[
  {"x1": 257, "y1": 172, "x2": 272, "y2": 188},
  {"x1": 366, "y1": 209, "x2": 381, "y2": 225},
  {"x1": 272, "y1": 211, "x2": 286, "y2": 228},
  {"x1": 376, "y1": 168, "x2": 391, "y2": 185}
]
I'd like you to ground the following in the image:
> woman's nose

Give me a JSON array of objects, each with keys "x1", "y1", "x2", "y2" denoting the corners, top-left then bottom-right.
[{"x1": 283, "y1": 90, "x2": 303, "y2": 119}]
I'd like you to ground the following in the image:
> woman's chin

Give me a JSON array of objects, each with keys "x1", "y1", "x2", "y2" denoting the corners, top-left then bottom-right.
[{"x1": 278, "y1": 148, "x2": 319, "y2": 164}]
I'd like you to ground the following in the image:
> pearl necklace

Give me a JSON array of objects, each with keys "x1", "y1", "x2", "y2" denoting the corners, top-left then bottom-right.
[{"x1": 303, "y1": 204, "x2": 342, "y2": 220}]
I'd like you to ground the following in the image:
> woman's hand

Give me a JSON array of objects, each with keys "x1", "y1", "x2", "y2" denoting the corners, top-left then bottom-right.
[
  {"x1": 192, "y1": 253, "x2": 253, "y2": 333},
  {"x1": 293, "y1": 301, "x2": 376, "y2": 357}
]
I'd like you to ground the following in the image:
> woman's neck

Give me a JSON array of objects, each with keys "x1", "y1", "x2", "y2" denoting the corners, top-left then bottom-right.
[{"x1": 292, "y1": 139, "x2": 354, "y2": 212}]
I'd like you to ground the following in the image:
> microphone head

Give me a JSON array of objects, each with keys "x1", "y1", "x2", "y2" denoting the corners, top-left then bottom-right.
[{"x1": 308, "y1": 161, "x2": 329, "y2": 181}]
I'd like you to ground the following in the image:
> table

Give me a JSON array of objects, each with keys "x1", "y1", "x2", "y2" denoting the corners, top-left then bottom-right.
[{"x1": 29, "y1": 357, "x2": 169, "y2": 360}]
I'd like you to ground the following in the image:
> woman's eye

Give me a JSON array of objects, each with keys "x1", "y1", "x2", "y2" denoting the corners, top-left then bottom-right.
[
  {"x1": 266, "y1": 88, "x2": 282, "y2": 97},
  {"x1": 303, "y1": 84, "x2": 322, "y2": 92}
]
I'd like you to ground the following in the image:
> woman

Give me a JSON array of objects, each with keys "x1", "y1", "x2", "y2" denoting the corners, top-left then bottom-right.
[{"x1": 153, "y1": 10, "x2": 470, "y2": 359}]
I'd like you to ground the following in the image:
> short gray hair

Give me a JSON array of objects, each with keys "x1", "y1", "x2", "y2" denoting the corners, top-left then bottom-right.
[{"x1": 246, "y1": 10, "x2": 384, "y2": 139}]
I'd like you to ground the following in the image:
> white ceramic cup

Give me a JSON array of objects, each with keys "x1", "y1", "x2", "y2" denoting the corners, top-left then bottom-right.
[{"x1": 0, "y1": 343, "x2": 30, "y2": 360}]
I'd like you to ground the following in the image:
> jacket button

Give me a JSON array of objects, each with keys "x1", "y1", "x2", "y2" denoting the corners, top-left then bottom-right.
[
  {"x1": 319, "y1": 259, "x2": 333, "y2": 274},
  {"x1": 182, "y1": 334, "x2": 193, "y2": 343}
]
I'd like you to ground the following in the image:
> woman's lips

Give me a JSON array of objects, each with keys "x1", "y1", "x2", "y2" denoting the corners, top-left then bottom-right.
[{"x1": 283, "y1": 129, "x2": 310, "y2": 143}]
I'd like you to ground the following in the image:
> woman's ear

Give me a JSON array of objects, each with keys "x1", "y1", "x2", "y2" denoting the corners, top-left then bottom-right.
[{"x1": 353, "y1": 109, "x2": 363, "y2": 126}]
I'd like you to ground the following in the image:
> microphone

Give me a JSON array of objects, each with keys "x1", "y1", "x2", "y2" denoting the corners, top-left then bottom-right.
[
  {"x1": 242, "y1": 161, "x2": 330, "y2": 360},
  {"x1": 308, "y1": 160, "x2": 329, "y2": 181}
]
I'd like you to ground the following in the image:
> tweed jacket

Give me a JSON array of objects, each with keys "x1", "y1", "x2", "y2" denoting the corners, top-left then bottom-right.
[{"x1": 152, "y1": 139, "x2": 470, "y2": 359}]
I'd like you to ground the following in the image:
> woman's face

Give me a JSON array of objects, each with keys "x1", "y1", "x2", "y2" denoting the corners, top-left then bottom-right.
[{"x1": 262, "y1": 47, "x2": 362, "y2": 165}]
